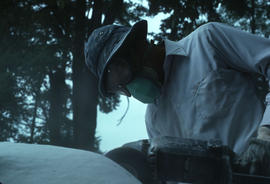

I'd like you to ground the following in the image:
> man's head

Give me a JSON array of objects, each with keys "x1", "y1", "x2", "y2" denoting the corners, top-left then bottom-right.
[
  {"x1": 84, "y1": 20, "x2": 148, "y2": 97},
  {"x1": 85, "y1": 20, "x2": 164, "y2": 103}
]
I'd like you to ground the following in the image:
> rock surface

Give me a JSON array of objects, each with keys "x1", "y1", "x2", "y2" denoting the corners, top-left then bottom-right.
[{"x1": 0, "y1": 142, "x2": 141, "y2": 184}]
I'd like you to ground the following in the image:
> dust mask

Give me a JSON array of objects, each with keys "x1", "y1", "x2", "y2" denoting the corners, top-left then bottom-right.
[{"x1": 126, "y1": 67, "x2": 161, "y2": 104}]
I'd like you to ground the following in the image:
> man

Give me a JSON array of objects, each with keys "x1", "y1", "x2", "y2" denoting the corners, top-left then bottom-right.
[{"x1": 84, "y1": 20, "x2": 270, "y2": 176}]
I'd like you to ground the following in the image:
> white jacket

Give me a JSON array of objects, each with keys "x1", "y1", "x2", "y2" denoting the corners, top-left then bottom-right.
[{"x1": 146, "y1": 22, "x2": 270, "y2": 154}]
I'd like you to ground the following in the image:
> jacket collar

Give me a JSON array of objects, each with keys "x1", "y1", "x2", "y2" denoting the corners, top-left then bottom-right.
[{"x1": 164, "y1": 39, "x2": 187, "y2": 56}]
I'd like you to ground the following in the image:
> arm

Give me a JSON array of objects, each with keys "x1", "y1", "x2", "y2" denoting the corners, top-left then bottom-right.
[
  {"x1": 205, "y1": 22, "x2": 270, "y2": 175},
  {"x1": 203, "y1": 22, "x2": 270, "y2": 129}
]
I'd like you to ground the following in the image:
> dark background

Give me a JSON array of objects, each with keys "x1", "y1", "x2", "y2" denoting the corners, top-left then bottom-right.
[{"x1": 1, "y1": 0, "x2": 270, "y2": 152}]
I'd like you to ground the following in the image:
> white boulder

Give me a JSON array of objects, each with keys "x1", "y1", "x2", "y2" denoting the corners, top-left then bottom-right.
[{"x1": 0, "y1": 142, "x2": 141, "y2": 184}]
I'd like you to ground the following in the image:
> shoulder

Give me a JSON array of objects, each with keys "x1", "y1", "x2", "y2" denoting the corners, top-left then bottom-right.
[
  {"x1": 183, "y1": 22, "x2": 228, "y2": 46},
  {"x1": 196, "y1": 22, "x2": 225, "y2": 32},
  {"x1": 189, "y1": 22, "x2": 226, "y2": 39}
]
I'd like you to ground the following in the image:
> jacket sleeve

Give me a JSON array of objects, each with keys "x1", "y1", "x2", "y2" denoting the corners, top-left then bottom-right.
[{"x1": 203, "y1": 22, "x2": 270, "y2": 126}]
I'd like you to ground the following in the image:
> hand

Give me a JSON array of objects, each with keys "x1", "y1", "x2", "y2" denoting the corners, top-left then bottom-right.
[{"x1": 234, "y1": 126, "x2": 270, "y2": 176}]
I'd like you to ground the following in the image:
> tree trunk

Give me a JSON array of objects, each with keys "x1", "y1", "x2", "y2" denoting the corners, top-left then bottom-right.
[
  {"x1": 30, "y1": 93, "x2": 39, "y2": 143},
  {"x1": 48, "y1": 66, "x2": 66, "y2": 146},
  {"x1": 250, "y1": 0, "x2": 256, "y2": 34},
  {"x1": 72, "y1": 0, "x2": 98, "y2": 151}
]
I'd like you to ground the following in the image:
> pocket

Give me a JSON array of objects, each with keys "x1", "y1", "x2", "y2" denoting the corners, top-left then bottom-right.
[{"x1": 193, "y1": 70, "x2": 236, "y2": 120}]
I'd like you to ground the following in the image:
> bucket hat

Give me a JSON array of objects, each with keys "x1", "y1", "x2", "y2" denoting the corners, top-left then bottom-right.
[{"x1": 84, "y1": 20, "x2": 147, "y2": 97}]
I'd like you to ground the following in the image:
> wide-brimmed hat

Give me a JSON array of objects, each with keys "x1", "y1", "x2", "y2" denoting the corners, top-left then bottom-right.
[{"x1": 84, "y1": 20, "x2": 147, "y2": 97}]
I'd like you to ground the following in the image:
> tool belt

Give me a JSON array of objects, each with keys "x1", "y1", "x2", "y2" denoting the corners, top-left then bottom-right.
[{"x1": 106, "y1": 136, "x2": 270, "y2": 184}]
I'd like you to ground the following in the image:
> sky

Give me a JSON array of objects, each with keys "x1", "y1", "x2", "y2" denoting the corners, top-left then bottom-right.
[
  {"x1": 96, "y1": 11, "x2": 167, "y2": 152},
  {"x1": 96, "y1": 97, "x2": 147, "y2": 152}
]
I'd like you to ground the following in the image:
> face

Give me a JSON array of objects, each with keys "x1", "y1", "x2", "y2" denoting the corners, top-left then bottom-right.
[
  {"x1": 103, "y1": 39, "x2": 148, "y2": 97},
  {"x1": 104, "y1": 58, "x2": 133, "y2": 97}
]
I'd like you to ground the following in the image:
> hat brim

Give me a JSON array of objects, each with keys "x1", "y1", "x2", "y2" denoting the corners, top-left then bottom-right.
[{"x1": 99, "y1": 20, "x2": 148, "y2": 97}]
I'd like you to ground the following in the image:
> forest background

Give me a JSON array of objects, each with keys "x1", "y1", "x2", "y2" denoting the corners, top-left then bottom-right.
[{"x1": 1, "y1": 0, "x2": 270, "y2": 152}]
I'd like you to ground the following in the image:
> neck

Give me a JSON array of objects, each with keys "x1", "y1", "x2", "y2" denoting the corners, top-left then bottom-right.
[{"x1": 142, "y1": 42, "x2": 166, "y2": 84}]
